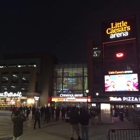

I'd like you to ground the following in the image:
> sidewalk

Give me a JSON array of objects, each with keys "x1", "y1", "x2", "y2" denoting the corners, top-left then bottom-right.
[{"x1": 0, "y1": 113, "x2": 137, "y2": 140}]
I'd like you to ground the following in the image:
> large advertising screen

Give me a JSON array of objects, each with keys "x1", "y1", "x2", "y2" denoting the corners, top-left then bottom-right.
[
  {"x1": 101, "y1": 16, "x2": 136, "y2": 42},
  {"x1": 105, "y1": 74, "x2": 139, "y2": 92}
]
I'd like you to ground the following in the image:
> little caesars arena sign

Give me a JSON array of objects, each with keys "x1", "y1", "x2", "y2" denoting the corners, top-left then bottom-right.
[{"x1": 106, "y1": 20, "x2": 131, "y2": 39}]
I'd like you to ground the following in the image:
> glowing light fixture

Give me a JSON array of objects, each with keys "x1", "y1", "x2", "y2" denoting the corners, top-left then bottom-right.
[{"x1": 116, "y1": 53, "x2": 124, "y2": 58}]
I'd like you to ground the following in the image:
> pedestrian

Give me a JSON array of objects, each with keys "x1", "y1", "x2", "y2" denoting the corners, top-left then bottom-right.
[
  {"x1": 40, "y1": 106, "x2": 44, "y2": 118},
  {"x1": 34, "y1": 108, "x2": 41, "y2": 129},
  {"x1": 61, "y1": 107, "x2": 66, "y2": 121},
  {"x1": 90, "y1": 108, "x2": 96, "y2": 125},
  {"x1": 11, "y1": 105, "x2": 16, "y2": 117},
  {"x1": 32, "y1": 106, "x2": 36, "y2": 119},
  {"x1": 51, "y1": 106, "x2": 55, "y2": 119},
  {"x1": 11, "y1": 110, "x2": 26, "y2": 140},
  {"x1": 69, "y1": 107, "x2": 81, "y2": 140},
  {"x1": 55, "y1": 107, "x2": 60, "y2": 121},
  {"x1": 26, "y1": 107, "x2": 30, "y2": 119},
  {"x1": 79, "y1": 108, "x2": 90, "y2": 140},
  {"x1": 44, "y1": 106, "x2": 50, "y2": 123}
]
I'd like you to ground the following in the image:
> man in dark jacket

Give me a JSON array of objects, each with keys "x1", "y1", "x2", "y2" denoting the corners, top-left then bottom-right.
[
  {"x1": 11, "y1": 110, "x2": 26, "y2": 140},
  {"x1": 79, "y1": 108, "x2": 90, "y2": 140},
  {"x1": 69, "y1": 107, "x2": 81, "y2": 140},
  {"x1": 44, "y1": 106, "x2": 50, "y2": 123},
  {"x1": 34, "y1": 108, "x2": 41, "y2": 129}
]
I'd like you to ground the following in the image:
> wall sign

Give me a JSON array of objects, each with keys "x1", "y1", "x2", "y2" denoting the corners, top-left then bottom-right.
[
  {"x1": 0, "y1": 92, "x2": 22, "y2": 98},
  {"x1": 109, "y1": 96, "x2": 139, "y2": 102},
  {"x1": 108, "y1": 70, "x2": 133, "y2": 75},
  {"x1": 60, "y1": 94, "x2": 83, "y2": 98},
  {"x1": 106, "y1": 21, "x2": 131, "y2": 39},
  {"x1": 34, "y1": 96, "x2": 39, "y2": 101},
  {"x1": 102, "y1": 16, "x2": 136, "y2": 42}
]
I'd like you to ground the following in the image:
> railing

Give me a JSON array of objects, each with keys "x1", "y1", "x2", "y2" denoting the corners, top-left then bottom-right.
[{"x1": 108, "y1": 129, "x2": 140, "y2": 140}]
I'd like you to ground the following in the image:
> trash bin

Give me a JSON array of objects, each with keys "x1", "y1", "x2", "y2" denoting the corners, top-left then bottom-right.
[{"x1": 120, "y1": 112, "x2": 124, "y2": 121}]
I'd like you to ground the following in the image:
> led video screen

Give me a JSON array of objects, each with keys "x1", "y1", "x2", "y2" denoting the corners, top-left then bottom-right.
[{"x1": 105, "y1": 74, "x2": 139, "y2": 92}]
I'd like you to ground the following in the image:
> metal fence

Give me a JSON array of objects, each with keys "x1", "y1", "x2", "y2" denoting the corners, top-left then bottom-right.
[{"x1": 108, "y1": 129, "x2": 140, "y2": 140}]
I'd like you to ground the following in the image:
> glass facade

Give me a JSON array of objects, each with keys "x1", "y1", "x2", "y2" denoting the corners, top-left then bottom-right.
[{"x1": 53, "y1": 64, "x2": 88, "y2": 96}]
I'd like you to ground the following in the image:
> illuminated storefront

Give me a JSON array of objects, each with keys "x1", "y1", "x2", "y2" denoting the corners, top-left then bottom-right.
[
  {"x1": 52, "y1": 97, "x2": 91, "y2": 102},
  {"x1": 0, "y1": 91, "x2": 40, "y2": 109},
  {"x1": 52, "y1": 64, "x2": 88, "y2": 104},
  {"x1": 0, "y1": 92, "x2": 25, "y2": 109}
]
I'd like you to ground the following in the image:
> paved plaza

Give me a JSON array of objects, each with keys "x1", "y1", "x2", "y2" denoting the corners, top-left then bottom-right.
[{"x1": 0, "y1": 111, "x2": 137, "y2": 140}]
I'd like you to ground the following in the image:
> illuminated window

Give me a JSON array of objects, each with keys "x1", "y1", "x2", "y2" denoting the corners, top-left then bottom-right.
[
  {"x1": 12, "y1": 73, "x2": 19, "y2": 82},
  {"x1": 18, "y1": 64, "x2": 26, "y2": 67},
  {"x1": 28, "y1": 64, "x2": 36, "y2": 67},
  {"x1": 1, "y1": 73, "x2": 9, "y2": 82},
  {"x1": 56, "y1": 78, "x2": 62, "y2": 90},
  {"x1": 21, "y1": 83, "x2": 29, "y2": 91},
  {"x1": 1, "y1": 83, "x2": 8, "y2": 91},
  {"x1": 0, "y1": 65, "x2": 6, "y2": 68},
  {"x1": 8, "y1": 64, "x2": 16, "y2": 68},
  {"x1": 93, "y1": 50, "x2": 101, "y2": 57},
  {"x1": 11, "y1": 83, "x2": 18, "y2": 91},
  {"x1": 22, "y1": 72, "x2": 30, "y2": 81},
  {"x1": 53, "y1": 69, "x2": 62, "y2": 77}
]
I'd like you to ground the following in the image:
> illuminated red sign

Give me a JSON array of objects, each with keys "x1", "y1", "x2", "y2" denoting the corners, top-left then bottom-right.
[{"x1": 116, "y1": 53, "x2": 124, "y2": 58}]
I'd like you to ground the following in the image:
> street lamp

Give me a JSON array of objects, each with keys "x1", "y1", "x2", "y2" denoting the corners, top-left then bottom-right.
[
  {"x1": 96, "y1": 92, "x2": 99, "y2": 97},
  {"x1": 96, "y1": 92, "x2": 100, "y2": 120},
  {"x1": 86, "y1": 90, "x2": 89, "y2": 109},
  {"x1": 96, "y1": 92, "x2": 99, "y2": 103}
]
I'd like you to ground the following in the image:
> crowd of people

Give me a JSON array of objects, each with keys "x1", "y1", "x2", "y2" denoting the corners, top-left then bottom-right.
[{"x1": 11, "y1": 105, "x2": 98, "y2": 140}]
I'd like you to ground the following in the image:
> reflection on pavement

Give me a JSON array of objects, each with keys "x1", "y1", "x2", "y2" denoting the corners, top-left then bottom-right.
[{"x1": 0, "y1": 137, "x2": 12, "y2": 140}]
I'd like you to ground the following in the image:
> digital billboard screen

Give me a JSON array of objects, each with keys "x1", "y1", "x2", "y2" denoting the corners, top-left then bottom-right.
[{"x1": 105, "y1": 74, "x2": 139, "y2": 92}]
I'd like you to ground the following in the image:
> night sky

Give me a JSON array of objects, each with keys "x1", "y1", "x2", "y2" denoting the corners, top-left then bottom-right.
[{"x1": 0, "y1": 0, "x2": 140, "y2": 63}]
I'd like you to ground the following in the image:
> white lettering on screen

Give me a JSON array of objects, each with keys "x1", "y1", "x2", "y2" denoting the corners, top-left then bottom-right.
[
  {"x1": 60, "y1": 94, "x2": 83, "y2": 98},
  {"x1": 0, "y1": 92, "x2": 22, "y2": 98}
]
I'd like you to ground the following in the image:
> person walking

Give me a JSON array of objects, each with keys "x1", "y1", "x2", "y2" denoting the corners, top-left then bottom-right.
[
  {"x1": 79, "y1": 108, "x2": 90, "y2": 140},
  {"x1": 11, "y1": 105, "x2": 16, "y2": 117},
  {"x1": 61, "y1": 107, "x2": 66, "y2": 121},
  {"x1": 34, "y1": 108, "x2": 41, "y2": 129},
  {"x1": 40, "y1": 106, "x2": 44, "y2": 118},
  {"x1": 26, "y1": 107, "x2": 30, "y2": 119},
  {"x1": 32, "y1": 106, "x2": 36, "y2": 119},
  {"x1": 44, "y1": 106, "x2": 50, "y2": 123},
  {"x1": 90, "y1": 108, "x2": 96, "y2": 125},
  {"x1": 11, "y1": 110, "x2": 26, "y2": 140},
  {"x1": 69, "y1": 107, "x2": 81, "y2": 140}
]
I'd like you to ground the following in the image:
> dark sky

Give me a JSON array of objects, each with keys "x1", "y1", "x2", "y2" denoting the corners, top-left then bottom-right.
[{"x1": 0, "y1": 0, "x2": 140, "y2": 63}]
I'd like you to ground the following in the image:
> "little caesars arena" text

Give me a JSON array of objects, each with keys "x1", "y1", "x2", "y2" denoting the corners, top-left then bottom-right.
[{"x1": 106, "y1": 21, "x2": 131, "y2": 39}]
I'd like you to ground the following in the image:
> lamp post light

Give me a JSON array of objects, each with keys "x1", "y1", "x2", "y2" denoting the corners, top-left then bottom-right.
[
  {"x1": 86, "y1": 90, "x2": 89, "y2": 110},
  {"x1": 96, "y1": 92, "x2": 100, "y2": 121},
  {"x1": 96, "y1": 92, "x2": 99, "y2": 99},
  {"x1": 96, "y1": 92, "x2": 99, "y2": 106}
]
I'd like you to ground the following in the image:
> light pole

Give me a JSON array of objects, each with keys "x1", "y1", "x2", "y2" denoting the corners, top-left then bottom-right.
[
  {"x1": 96, "y1": 93, "x2": 99, "y2": 101},
  {"x1": 96, "y1": 92, "x2": 99, "y2": 108},
  {"x1": 86, "y1": 90, "x2": 89, "y2": 110},
  {"x1": 96, "y1": 92, "x2": 100, "y2": 122}
]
